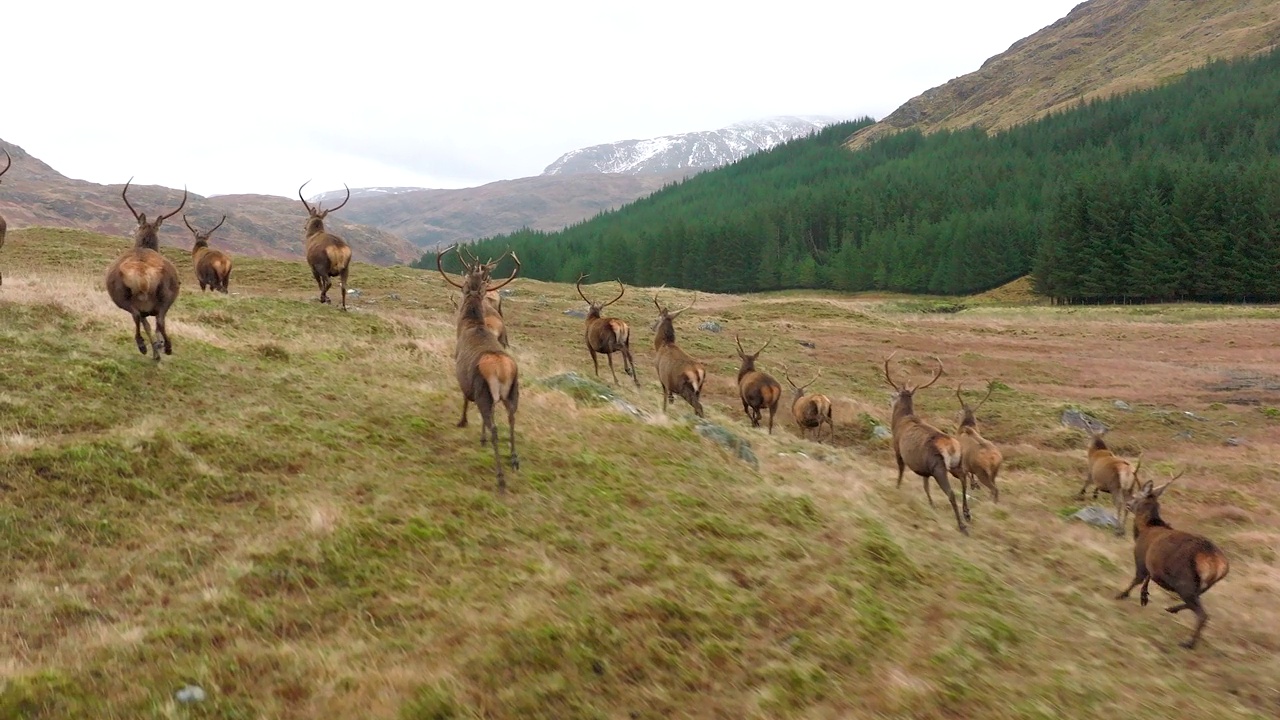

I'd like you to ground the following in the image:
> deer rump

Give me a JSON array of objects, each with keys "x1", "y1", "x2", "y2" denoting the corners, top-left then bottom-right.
[
  {"x1": 656, "y1": 344, "x2": 705, "y2": 399},
  {"x1": 107, "y1": 251, "x2": 179, "y2": 312},
  {"x1": 455, "y1": 325, "x2": 518, "y2": 409}
]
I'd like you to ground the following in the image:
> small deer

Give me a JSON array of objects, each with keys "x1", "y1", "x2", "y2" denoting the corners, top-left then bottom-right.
[
  {"x1": 1079, "y1": 431, "x2": 1142, "y2": 537},
  {"x1": 652, "y1": 288, "x2": 705, "y2": 417},
  {"x1": 1115, "y1": 472, "x2": 1230, "y2": 649},
  {"x1": 105, "y1": 178, "x2": 187, "y2": 361},
  {"x1": 884, "y1": 353, "x2": 969, "y2": 534},
  {"x1": 0, "y1": 149, "x2": 11, "y2": 286},
  {"x1": 183, "y1": 214, "x2": 232, "y2": 293},
  {"x1": 785, "y1": 367, "x2": 833, "y2": 442},
  {"x1": 955, "y1": 382, "x2": 1004, "y2": 503},
  {"x1": 734, "y1": 334, "x2": 781, "y2": 433},
  {"x1": 576, "y1": 273, "x2": 638, "y2": 386},
  {"x1": 297, "y1": 180, "x2": 352, "y2": 310}
]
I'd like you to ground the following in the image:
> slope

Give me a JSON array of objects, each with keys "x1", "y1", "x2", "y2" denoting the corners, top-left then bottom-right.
[
  {"x1": 0, "y1": 140, "x2": 420, "y2": 266},
  {"x1": 846, "y1": 0, "x2": 1280, "y2": 150},
  {"x1": 1, "y1": 228, "x2": 1278, "y2": 718}
]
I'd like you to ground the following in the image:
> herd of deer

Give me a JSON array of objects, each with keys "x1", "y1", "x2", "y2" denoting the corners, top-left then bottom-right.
[{"x1": 0, "y1": 156, "x2": 1230, "y2": 650}]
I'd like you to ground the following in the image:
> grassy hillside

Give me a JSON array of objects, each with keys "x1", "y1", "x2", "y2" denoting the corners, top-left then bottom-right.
[
  {"x1": 2, "y1": 228, "x2": 1278, "y2": 718},
  {"x1": 846, "y1": 0, "x2": 1280, "y2": 149}
]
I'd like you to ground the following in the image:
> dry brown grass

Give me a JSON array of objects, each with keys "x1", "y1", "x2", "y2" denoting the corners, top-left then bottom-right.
[{"x1": 2, "y1": 227, "x2": 1278, "y2": 718}]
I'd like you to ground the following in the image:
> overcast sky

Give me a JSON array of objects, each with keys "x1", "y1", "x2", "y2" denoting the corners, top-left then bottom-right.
[{"x1": 5, "y1": 0, "x2": 1082, "y2": 199}]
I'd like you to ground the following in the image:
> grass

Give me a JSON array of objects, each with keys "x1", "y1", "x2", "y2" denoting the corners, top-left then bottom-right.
[{"x1": 2, "y1": 227, "x2": 1279, "y2": 718}]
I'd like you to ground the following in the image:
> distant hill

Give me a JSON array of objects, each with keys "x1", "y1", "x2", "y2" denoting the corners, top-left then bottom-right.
[
  {"x1": 0, "y1": 139, "x2": 420, "y2": 265},
  {"x1": 845, "y1": 0, "x2": 1280, "y2": 150},
  {"x1": 544, "y1": 116, "x2": 844, "y2": 176}
]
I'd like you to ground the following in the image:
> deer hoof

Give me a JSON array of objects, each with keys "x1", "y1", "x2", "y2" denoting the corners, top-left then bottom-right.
[
  {"x1": 1179, "y1": 639, "x2": 1196, "y2": 650},
  {"x1": 1140, "y1": 592, "x2": 1149, "y2": 607},
  {"x1": 1114, "y1": 591, "x2": 1129, "y2": 601},
  {"x1": 510, "y1": 455, "x2": 520, "y2": 470}
]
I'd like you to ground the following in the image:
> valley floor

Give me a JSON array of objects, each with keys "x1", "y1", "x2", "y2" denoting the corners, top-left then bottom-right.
[{"x1": 2, "y1": 228, "x2": 1278, "y2": 719}]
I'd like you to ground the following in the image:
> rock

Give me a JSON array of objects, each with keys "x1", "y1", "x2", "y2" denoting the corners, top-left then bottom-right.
[
  {"x1": 1061, "y1": 409, "x2": 1105, "y2": 433},
  {"x1": 175, "y1": 685, "x2": 206, "y2": 704},
  {"x1": 1173, "y1": 430, "x2": 1194, "y2": 441},
  {"x1": 1182, "y1": 411, "x2": 1208, "y2": 422},
  {"x1": 1225, "y1": 436, "x2": 1245, "y2": 447},
  {"x1": 498, "y1": 288, "x2": 515, "y2": 298},
  {"x1": 539, "y1": 372, "x2": 614, "y2": 406},
  {"x1": 563, "y1": 308, "x2": 588, "y2": 319},
  {"x1": 1113, "y1": 400, "x2": 1132, "y2": 411},
  {"x1": 872, "y1": 425, "x2": 893, "y2": 441},
  {"x1": 1071, "y1": 506, "x2": 1119, "y2": 530},
  {"x1": 698, "y1": 321, "x2": 723, "y2": 333},
  {"x1": 693, "y1": 418, "x2": 758, "y2": 469},
  {"x1": 798, "y1": 340, "x2": 816, "y2": 349},
  {"x1": 387, "y1": 293, "x2": 400, "y2": 301},
  {"x1": 346, "y1": 288, "x2": 361, "y2": 297},
  {"x1": 610, "y1": 397, "x2": 650, "y2": 420}
]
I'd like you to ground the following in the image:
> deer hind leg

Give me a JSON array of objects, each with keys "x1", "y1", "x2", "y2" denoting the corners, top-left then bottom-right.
[
  {"x1": 1078, "y1": 472, "x2": 1092, "y2": 499},
  {"x1": 1115, "y1": 569, "x2": 1147, "y2": 600},
  {"x1": 589, "y1": 348, "x2": 601, "y2": 378},
  {"x1": 130, "y1": 310, "x2": 148, "y2": 355},
  {"x1": 624, "y1": 347, "x2": 639, "y2": 385},
  {"x1": 1181, "y1": 597, "x2": 1208, "y2": 649},
  {"x1": 605, "y1": 352, "x2": 620, "y2": 385},
  {"x1": 474, "y1": 390, "x2": 504, "y2": 492},
  {"x1": 1113, "y1": 493, "x2": 1127, "y2": 537},
  {"x1": 1166, "y1": 603, "x2": 1189, "y2": 614},
  {"x1": 921, "y1": 476, "x2": 935, "y2": 506},
  {"x1": 457, "y1": 398, "x2": 470, "y2": 428},
  {"x1": 933, "y1": 466, "x2": 968, "y2": 535},
  {"x1": 960, "y1": 471, "x2": 971, "y2": 522},
  {"x1": 155, "y1": 307, "x2": 173, "y2": 356},
  {"x1": 682, "y1": 386, "x2": 704, "y2": 417},
  {"x1": 895, "y1": 454, "x2": 906, "y2": 488},
  {"x1": 504, "y1": 381, "x2": 519, "y2": 472},
  {"x1": 767, "y1": 405, "x2": 776, "y2": 435},
  {"x1": 338, "y1": 267, "x2": 349, "y2": 311}
]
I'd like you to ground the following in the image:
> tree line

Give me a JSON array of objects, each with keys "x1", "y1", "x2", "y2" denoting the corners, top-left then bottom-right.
[{"x1": 415, "y1": 49, "x2": 1280, "y2": 303}]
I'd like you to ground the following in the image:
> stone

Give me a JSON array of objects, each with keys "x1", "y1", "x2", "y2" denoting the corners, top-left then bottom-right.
[
  {"x1": 1061, "y1": 409, "x2": 1105, "y2": 433},
  {"x1": 872, "y1": 425, "x2": 893, "y2": 441},
  {"x1": 563, "y1": 308, "x2": 588, "y2": 319},
  {"x1": 693, "y1": 418, "x2": 758, "y2": 469},
  {"x1": 175, "y1": 686, "x2": 206, "y2": 704},
  {"x1": 1113, "y1": 400, "x2": 1132, "y2": 411},
  {"x1": 697, "y1": 321, "x2": 723, "y2": 333},
  {"x1": 1071, "y1": 506, "x2": 1119, "y2": 530}
]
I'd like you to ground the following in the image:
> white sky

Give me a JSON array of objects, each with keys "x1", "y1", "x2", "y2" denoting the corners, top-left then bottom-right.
[{"x1": 4, "y1": 0, "x2": 1082, "y2": 199}]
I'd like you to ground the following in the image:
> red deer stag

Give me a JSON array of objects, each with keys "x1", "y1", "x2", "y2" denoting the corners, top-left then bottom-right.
[
  {"x1": 1115, "y1": 472, "x2": 1230, "y2": 649},
  {"x1": 955, "y1": 383, "x2": 1004, "y2": 503},
  {"x1": 183, "y1": 214, "x2": 232, "y2": 293},
  {"x1": 884, "y1": 353, "x2": 969, "y2": 534},
  {"x1": 455, "y1": 245, "x2": 508, "y2": 347},
  {"x1": 735, "y1": 335, "x2": 781, "y2": 433},
  {"x1": 652, "y1": 288, "x2": 705, "y2": 417},
  {"x1": 576, "y1": 273, "x2": 638, "y2": 386},
  {"x1": 0, "y1": 149, "x2": 10, "y2": 286},
  {"x1": 1079, "y1": 431, "x2": 1142, "y2": 537},
  {"x1": 785, "y1": 367, "x2": 833, "y2": 442},
  {"x1": 105, "y1": 178, "x2": 187, "y2": 361},
  {"x1": 437, "y1": 246, "x2": 521, "y2": 491},
  {"x1": 297, "y1": 180, "x2": 352, "y2": 310}
]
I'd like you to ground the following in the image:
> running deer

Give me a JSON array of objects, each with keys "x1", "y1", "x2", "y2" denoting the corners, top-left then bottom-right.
[
  {"x1": 1079, "y1": 432, "x2": 1142, "y2": 537},
  {"x1": 437, "y1": 246, "x2": 521, "y2": 491},
  {"x1": 576, "y1": 273, "x2": 638, "y2": 386},
  {"x1": 183, "y1": 214, "x2": 232, "y2": 293},
  {"x1": 1115, "y1": 472, "x2": 1230, "y2": 649},
  {"x1": 735, "y1": 335, "x2": 781, "y2": 433},
  {"x1": 297, "y1": 180, "x2": 352, "y2": 309},
  {"x1": 652, "y1": 289, "x2": 705, "y2": 417},
  {"x1": 884, "y1": 353, "x2": 969, "y2": 534},
  {"x1": 105, "y1": 178, "x2": 187, "y2": 361},
  {"x1": 955, "y1": 383, "x2": 1004, "y2": 503},
  {"x1": 785, "y1": 367, "x2": 833, "y2": 442}
]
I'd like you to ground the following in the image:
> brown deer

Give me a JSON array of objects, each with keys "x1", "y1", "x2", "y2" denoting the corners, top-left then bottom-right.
[
  {"x1": 576, "y1": 273, "x2": 638, "y2": 386},
  {"x1": 955, "y1": 383, "x2": 1004, "y2": 503},
  {"x1": 1115, "y1": 472, "x2": 1230, "y2": 649},
  {"x1": 1079, "y1": 431, "x2": 1142, "y2": 537},
  {"x1": 652, "y1": 288, "x2": 705, "y2": 417},
  {"x1": 105, "y1": 178, "x2": 187, "y2": 361},
  {"x1": 884, "y1": 353, "x2": 969, "y2": 534},
  {"x1": 297, "y1": 180, "x2": 352, "y2": 310},
  {"x1": 735, "y1": 335, "x2": 781, "y2": 433},
  {"x1": 437, "y1": 246, "x2": 521, "y2": 491},
  {"x1": 456, "y1": 245, "x2": 508, "y2": 347},
  {"x1": 183, "y1": 214, "x2": 232, "y2": 293},
  {"x1": 785, "y1": 367, "x2": 833, "y2": 442},
  {"x1": 0, "y1": 149, "x2": 10, "y2": 286}
]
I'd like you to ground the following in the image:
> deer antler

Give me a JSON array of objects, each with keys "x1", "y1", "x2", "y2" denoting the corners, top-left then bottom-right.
[
  {"x1": 1155, "y1": 469, "x2": 1185, "y2": 496},
  {"x1": 183, "y1": 214, "x2": 198, "y2": 234},
  {"x1": 326, "y1": 184, "x2": 351, "y2": 214},
  {"x1": 955, "y1": 383, "x2": 966, "y2": 408},
  {"x1": 486, "y1": 251, "x2": 521, "y2": 292},
  {"x1": 973, "y1": 381, "x2": 996, "y2": 412},
  {"x1": 603, "y1": 279, "x2": 626, "y2": 307},
  {"x1": 122, "y1": 177, "x2": 141, "y2": 222},
  {"x1": 915, "y1": 356, "x2": 945, "y2": 392},
  {"x1": 436, "y1": 245, "x2": 464, "y2": 289},
  {"x1": 576, "y1": 273, "x2": 592, "y2": 304},
  {"x1": 797, "y1": 368, "x2": 822, "y2": 391},
  {"x1": 156, "y1": 188, "x2": 188, "y2": 223},
  {"x1": 1133, "y1": 452, "x2": 1143, "y2": 477},
  {"x1": 755, "y1": 337, "x2": 772, "y2": 356},
  {"x1": 0, "y1": 149, "x2": 11, "y2": 179},
  {"x1": 882, "y1": 351, "x2": 900, "y2": 391},
  {"x1": 206, "y1": 215, "x2": 227, "y2": 235},
  {"x1": 735, "y1": 334, "x2": 746, "y2": 357},
  {"x1": 668, "y1": 291, "x2": 697, "y2": 318},
  {"x1": 298, "y1": 180, "x2": 316, "y2": 215}
]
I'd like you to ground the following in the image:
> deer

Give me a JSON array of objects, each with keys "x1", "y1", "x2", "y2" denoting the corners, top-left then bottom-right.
[
  {"x1": 652, "y1": 288, "x2": 705, "y2": 417},
  {"x1": 437, "y1": 246, "x2": 521, "y2": 491},
  {"x1": 883, "y1": 353, "x2": 969, "y2": 534},
  {"x1": 105, "y1": 178, "x2": 187, "y2": 361},
  {"x1": 0, "y1": 149, "x2": 10, "y2": 286},
  {"x1": 955, "y1": 383, "x2": 1004, "y2": 503},
  {"x1": 1115, "y1": 472, "x2": 1230, "y2": 650},
  {"x1": 576, "y1": 273, "x2": 638, "y2": 386},
  {"x1": 183, "y1": 214, "x2": 232, "y2": 293},
  {"x1": 297, "y1": 180, "x2": 352, "y2": 310},
  {"x1": 785, "y1": 367, "x2": 833, "y2": 442},
  {"x1": 456, "y1": 245, "x2": 508, "y2": 347},
  {"x1": 734, "y1": 335, "x2": 781, "y2": 433},
  {"x1": 1079, "y1": 431, "x2": 1142, "y2": 537}
]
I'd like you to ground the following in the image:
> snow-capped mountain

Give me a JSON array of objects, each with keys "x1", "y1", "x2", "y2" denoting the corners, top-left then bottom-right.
[
  {"x1": 309, "y1": 186, "x2": 425, "y2": 204},
  {"x1": 542, "y1": 115, "x2": 846, "y2": 176}
]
